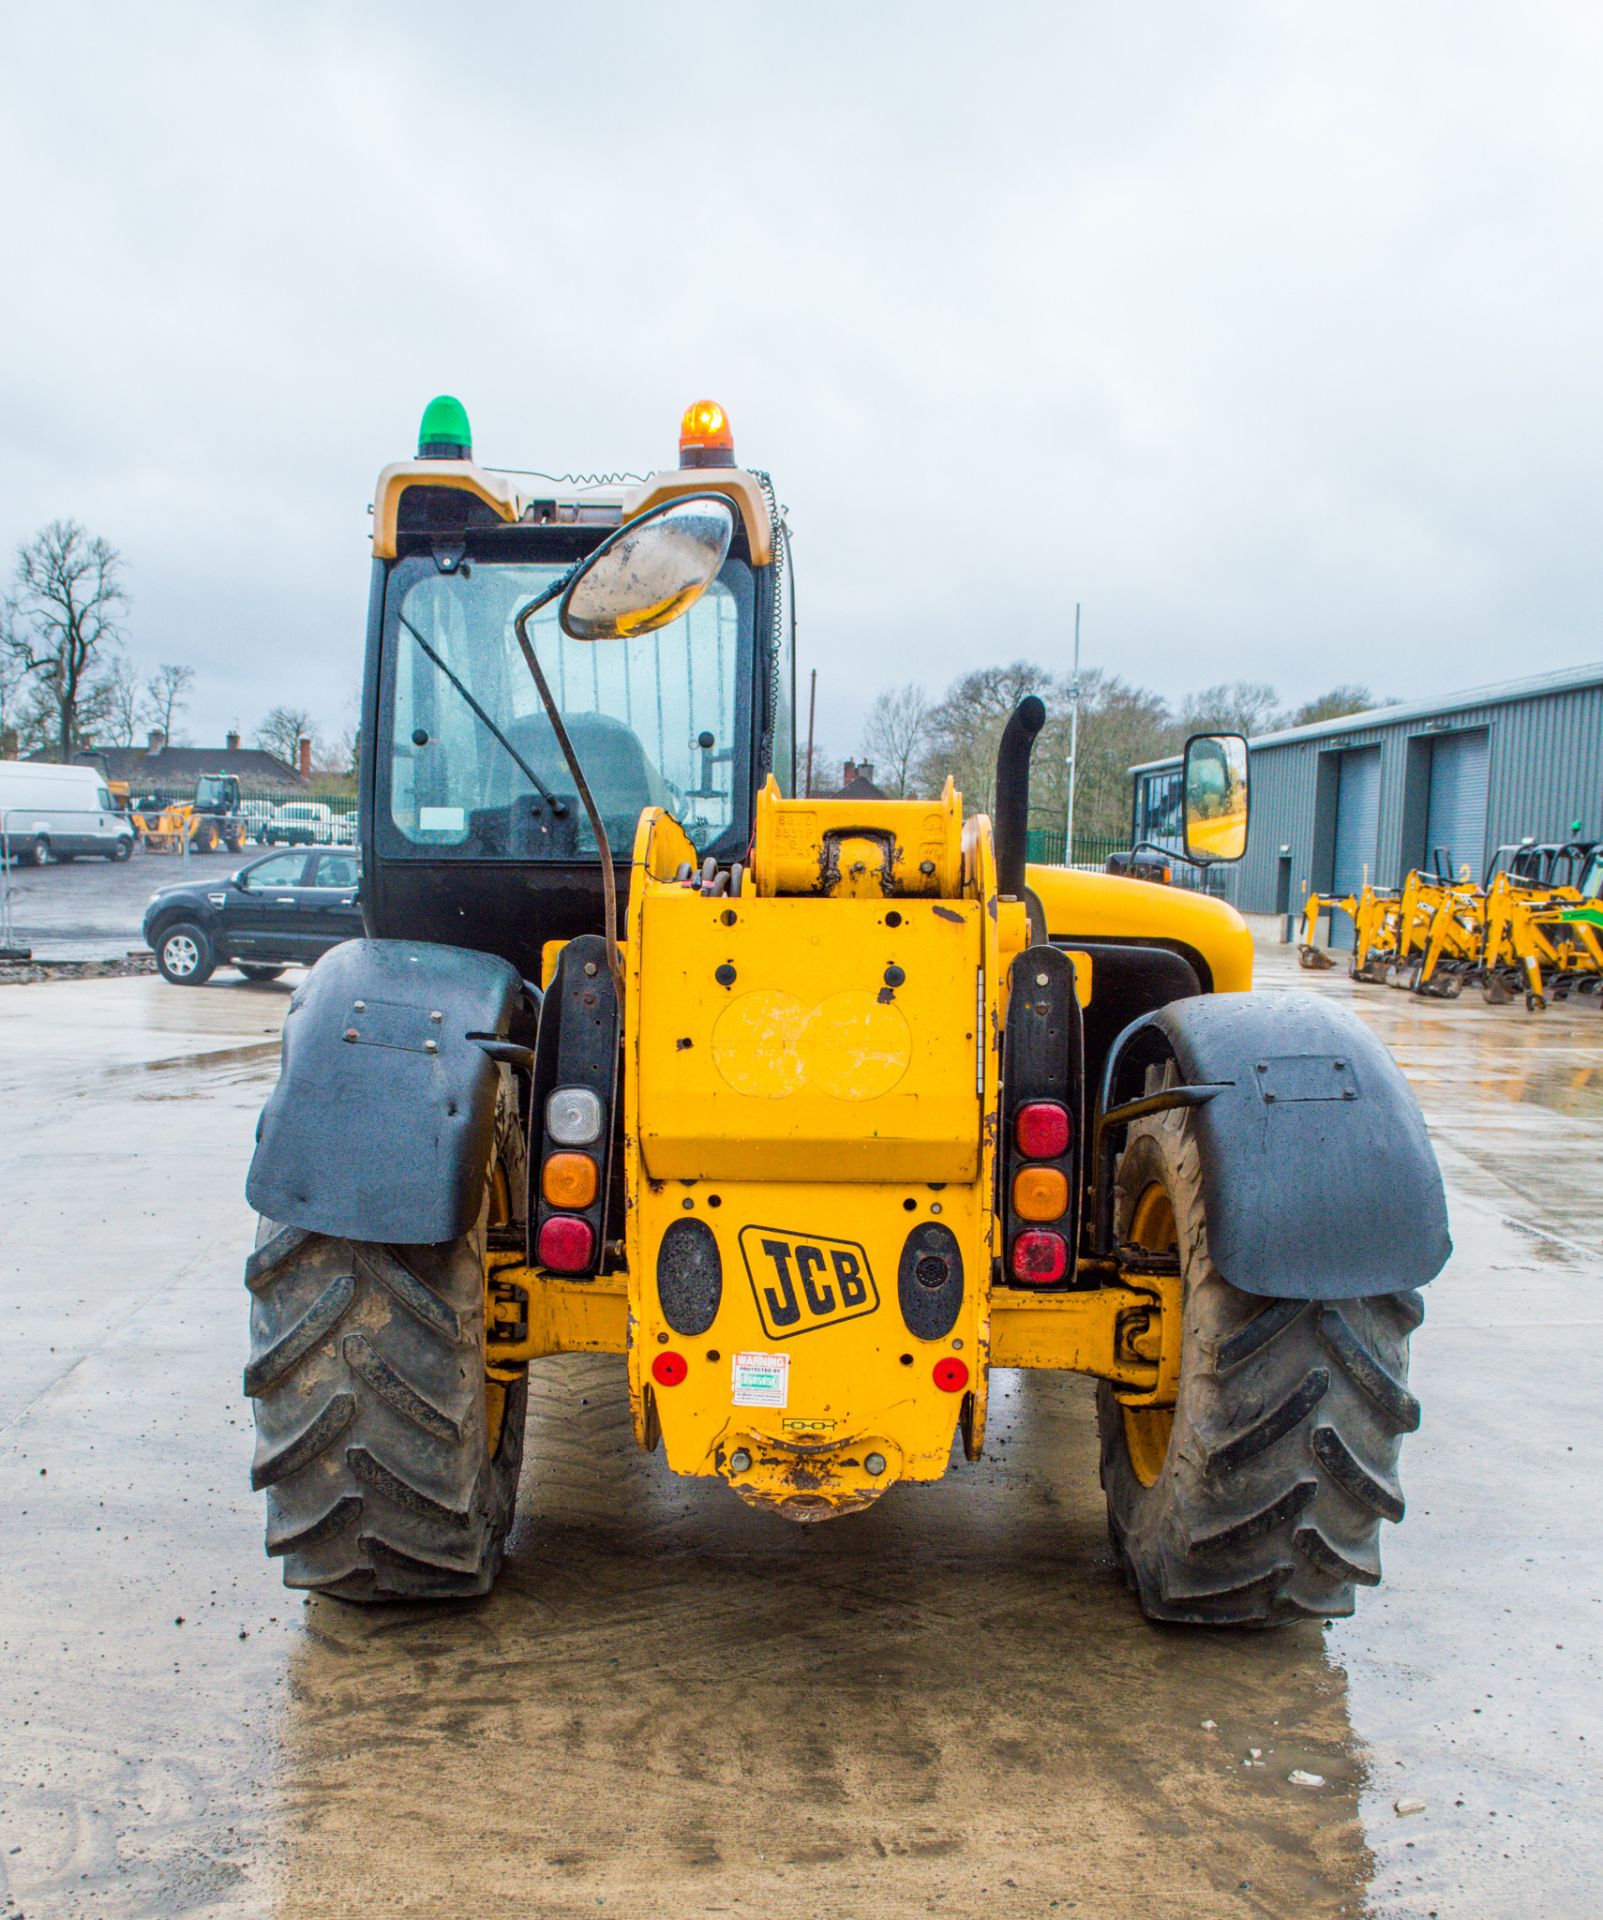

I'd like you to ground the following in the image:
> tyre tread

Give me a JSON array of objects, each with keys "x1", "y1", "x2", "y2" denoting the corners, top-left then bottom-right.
[
  {"x1": 245, "y1": 1223, "x2": 525, "y2": 1603},
  {"x1": 1098, "y1": 1111, "x2": 1422, "y2": 1628}
]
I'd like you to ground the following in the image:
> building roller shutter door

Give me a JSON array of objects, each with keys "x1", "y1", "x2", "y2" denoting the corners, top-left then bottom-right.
[
  {"x1": 1330, "y1": 748, "x2": 1382, "y2": 947},
  {"x1": 1425, "y1": 729, "x2": 1489, "y2": 884}
]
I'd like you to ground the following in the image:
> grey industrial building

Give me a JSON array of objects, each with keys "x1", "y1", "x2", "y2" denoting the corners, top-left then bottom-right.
[{"x1": 1129, "y1": 662, "x2": 1603, "y2": 936}]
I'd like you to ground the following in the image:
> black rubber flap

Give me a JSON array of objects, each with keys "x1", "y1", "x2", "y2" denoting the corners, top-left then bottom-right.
[
  {"x1": 247, "y1": 938, "x2": 522, "y2": 1245},
  {"x1": 1107, "y1": 990, "x2": 1451, "y2": 1299}
]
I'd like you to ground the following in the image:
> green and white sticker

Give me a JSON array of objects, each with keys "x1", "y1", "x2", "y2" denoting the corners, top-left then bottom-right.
[{"x1": 731, "y1": 1350, "x2": 789, "y2": 1409}]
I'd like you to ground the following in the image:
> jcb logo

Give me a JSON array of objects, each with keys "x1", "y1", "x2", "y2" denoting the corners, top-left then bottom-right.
[{"x1": 739, "y1": 1227, "x2": 880, "y2": 1341}]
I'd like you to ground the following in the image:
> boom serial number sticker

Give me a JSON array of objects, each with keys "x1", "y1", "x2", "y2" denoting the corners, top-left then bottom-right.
[{"x1": 738, "y1": 1227, "x2": 880, "y2": 1341}]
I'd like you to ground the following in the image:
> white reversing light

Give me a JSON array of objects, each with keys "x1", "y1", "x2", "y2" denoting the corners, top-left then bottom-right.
[{"x1": 546, "y1": 1086, "x2": 603, "y2": 1147}]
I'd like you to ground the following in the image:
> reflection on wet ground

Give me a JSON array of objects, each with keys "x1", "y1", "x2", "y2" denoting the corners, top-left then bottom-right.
[{"x1": 0, "y1": 958, "x2": 1599, "y2": 1918}]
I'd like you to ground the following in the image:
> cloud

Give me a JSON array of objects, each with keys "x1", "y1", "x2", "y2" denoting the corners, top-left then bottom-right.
[{"x1": 2, "y1": 1, "x2": 1599, "y2": 751}]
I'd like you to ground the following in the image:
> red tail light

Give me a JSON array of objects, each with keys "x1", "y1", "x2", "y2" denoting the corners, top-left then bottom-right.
[
  {"x1": 1015, "y1": 1102, "x2": 1071, "y2": 1159},
  {"x1": 1011, "y1": 1230, "x2": 1068, "y2": 1285},
  {"x1": 537, "y1": 1214, "x2": 595, "y2": 1274}
]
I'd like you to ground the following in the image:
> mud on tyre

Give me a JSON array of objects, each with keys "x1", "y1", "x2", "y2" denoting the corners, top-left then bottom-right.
[
  {"x1": 245, "y1": 1214, "x2": 526, "y2": 1601},
  {"x1": 1098, "y1": 1105, "x2": 1422, "y2": 1627}
]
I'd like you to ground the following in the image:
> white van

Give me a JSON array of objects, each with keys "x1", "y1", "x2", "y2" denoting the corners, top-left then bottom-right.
[{"x1": 0, "y1": 760, "x2": 136, "y2": 864}]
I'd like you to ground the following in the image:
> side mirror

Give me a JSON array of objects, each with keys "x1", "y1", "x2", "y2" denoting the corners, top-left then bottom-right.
[
  {"x1": 1183, "y1": 732, "x2": 1249, "y2": 863},
  {"x1": 558, "y1": 494, "x2": 735, "y2": 642}
]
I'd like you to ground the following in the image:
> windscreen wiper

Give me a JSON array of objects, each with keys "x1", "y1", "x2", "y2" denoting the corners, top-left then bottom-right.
[{"x1": 397, "y1": 614, "x2": 568, "y2": 817}]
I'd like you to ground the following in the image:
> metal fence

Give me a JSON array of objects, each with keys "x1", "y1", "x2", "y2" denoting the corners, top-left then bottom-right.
[
  {"x1": 1024, "y1": 828, "x2": 1127, "y2": 870},
  {"x1": 1023, "y1": 825, "x2": 1232, "y2": 895},
  {"x1": 118, "y1": 787, "x2": 358, "y2": 849}
]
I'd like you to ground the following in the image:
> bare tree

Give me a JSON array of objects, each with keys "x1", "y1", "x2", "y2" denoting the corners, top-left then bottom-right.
[
  {"x1": 102, "y1": 655, "x2": 145, "y2": 747},
  {"x1": 1179, "y1": 680, "x2": 1283, "y2": 739},
  {"x1": 1035, "y1": 669, "x2": 1178, "y2": 846},
  {"x1": 256, "y1": 705, "x2": 316, "y2": 767},
  {"x1": 859, "y1": 683, "x2": 932, "y2": 798},
  {"x1": 145, "y1": 663, "x2": 195, "y2": 744},
  {"x1": 2, "y1": 520, "x2": 127, "y2": 762},
  {"x1": 914, "y1": 660, "x2": 1055, "y2": 815},
  {"x1": 320, "y1": 720, "x2": 361, "y2": 780},
  {"x1": 898, "y1": 659, "x2": 1177, "y2": 852},
  {"x1": 801, "y1": 737, "x2": 838, "y2": 796},
  {"x1": 0, "y1": 629, "x2": 28, "y2": 751},
  {"x1": 1287, "y1": 684, "x2": 1385, "y2": 727}
]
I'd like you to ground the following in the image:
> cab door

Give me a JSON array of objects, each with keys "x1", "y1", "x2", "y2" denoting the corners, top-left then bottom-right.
[
  {"x1": 298, "y1": 849, "x2": 363, "y2": 955},
  {"x1": 222, "y1": 850, "x2": 319, "y2": 958}
]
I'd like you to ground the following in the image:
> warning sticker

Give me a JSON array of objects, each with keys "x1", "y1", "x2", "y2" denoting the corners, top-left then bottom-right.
[{"x1": 731, "y1": 1350, "x2": 789, "y2": 1409}]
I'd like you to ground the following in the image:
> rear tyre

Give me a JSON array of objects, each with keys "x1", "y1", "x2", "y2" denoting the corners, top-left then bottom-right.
[
  {"x1": 238, "y1": 963, "x2": 287, "y2": 982},
  {"x1": 156, "y1": 921, "x2": 215, "y2": 985},
  {"x1": 29, "y1": 835, "x2": 52, "y2": 867},
  {"x1": 1098, "y1": 1106, "x2": 1422, "y2": 1627},
  {"x1": 110, "y1": 836, "x2": 133, "y2": 862},
  {"x1": 246, "y1": 1219, "x2": 526, "y2": 1601}
]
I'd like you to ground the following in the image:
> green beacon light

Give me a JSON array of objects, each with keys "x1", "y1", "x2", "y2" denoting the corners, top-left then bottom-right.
[{"x1": 417, "y1": 394, "x2": 472, "y2": 461}]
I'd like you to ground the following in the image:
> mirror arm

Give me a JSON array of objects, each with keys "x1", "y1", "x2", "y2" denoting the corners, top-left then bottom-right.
[
  {"x1": 512, "y1": 599, "x2": 624, "y2": 1004},
  {"x1": 398, "y1": 613, "x2": 568, "y2": 817},
  {"x1": 1131, "y1": 837, "x2": 1212, "y2": 872}
]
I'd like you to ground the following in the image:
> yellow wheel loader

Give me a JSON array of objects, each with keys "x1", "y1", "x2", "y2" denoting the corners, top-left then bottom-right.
[
  {"x1": 133, "y1": 773, "x2": 247, "y2": 854},
  {"x1": 242, "y1": 398, "x2": 1450, "y2": 1626}
]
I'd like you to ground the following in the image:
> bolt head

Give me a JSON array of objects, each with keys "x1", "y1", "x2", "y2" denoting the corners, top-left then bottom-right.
[
  {"x1": 429, "y1": 1009, "x2": 443, "y2": 1022},
  {"x1": 424, "y1": 1039, "x2": 439, "y2": 1054},
  {"x1": 729, "y1": 1448, "x2": 752, "y2": 1474},
  {"x1": 583, "y1": 960, "x2": 598, "y2": 977},
  {"x1": 343, "y1": 1027, "x2": 359, "y2": 1041},
  {"x1": 864, "y1": 1451, "x2": 887, "y2": 1477},
  {"x1": 353, "y1": 999, "x2": 366, "y2": 1012}
]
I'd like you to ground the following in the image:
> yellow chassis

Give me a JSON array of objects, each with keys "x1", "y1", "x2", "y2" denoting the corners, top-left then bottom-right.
[
  {"x1": 486, "y1": 1255, "x2": 1181, "y2": 1396},
  {"x1": 488, "y1": 779, "x2": 1245, "y2": 1520}
]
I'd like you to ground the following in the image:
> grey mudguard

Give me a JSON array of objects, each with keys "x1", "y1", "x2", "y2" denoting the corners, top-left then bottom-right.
[
  {"x1": 1102, "y1": 990, "x2": 1451, "y2": 1300},
  {"x1": 247, "y1": 938, "x2": 523, "y2": 1245}
]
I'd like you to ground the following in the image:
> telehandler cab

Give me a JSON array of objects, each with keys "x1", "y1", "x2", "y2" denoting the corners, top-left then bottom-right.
[{"x1": 244, "y1": 399, "x2": 1450, "y2": 1626}]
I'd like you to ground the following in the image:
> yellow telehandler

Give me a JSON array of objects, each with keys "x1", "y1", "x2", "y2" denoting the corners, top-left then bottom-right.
[{"x1": 242, "y1": 398, "x2": 1449, "y2": 1627}]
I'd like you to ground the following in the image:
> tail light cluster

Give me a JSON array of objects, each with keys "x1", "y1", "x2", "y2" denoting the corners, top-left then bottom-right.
[
  {"x1": 529, "y1": 934, "x2": 618, "y2": 1279},
  {"x1": 1001, "y1": 946, "x2": 1085, "y2": 1290}
]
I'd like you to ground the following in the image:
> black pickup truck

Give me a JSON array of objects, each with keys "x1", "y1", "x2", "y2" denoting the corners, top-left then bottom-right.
[{"x1": 142, "y1": 845, "x2": 362, "y2": 985}]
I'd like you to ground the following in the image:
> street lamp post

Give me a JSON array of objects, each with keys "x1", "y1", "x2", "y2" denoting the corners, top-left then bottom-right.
[{"x1": 1064, "y1": 603, "x2": 1081, "y2": 866}]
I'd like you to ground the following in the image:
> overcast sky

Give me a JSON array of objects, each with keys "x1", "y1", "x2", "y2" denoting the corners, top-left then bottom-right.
[{"x1": 3, "y1": 3, "x2": 1600, "y2": 756}]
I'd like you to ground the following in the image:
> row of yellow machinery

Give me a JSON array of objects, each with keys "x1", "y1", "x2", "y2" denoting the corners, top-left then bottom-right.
[{"x1": 1299, "y1": 840, "x2": 1603, "y2": 1010}]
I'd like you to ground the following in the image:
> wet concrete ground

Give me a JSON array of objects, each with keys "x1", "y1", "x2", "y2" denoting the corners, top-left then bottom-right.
[
  {"x1": 0, "y1": 847, "x2": 245, "y2": 962},
  {"x1": 0, "y1": 949, "x2": 1598, "y2": 1918}
]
